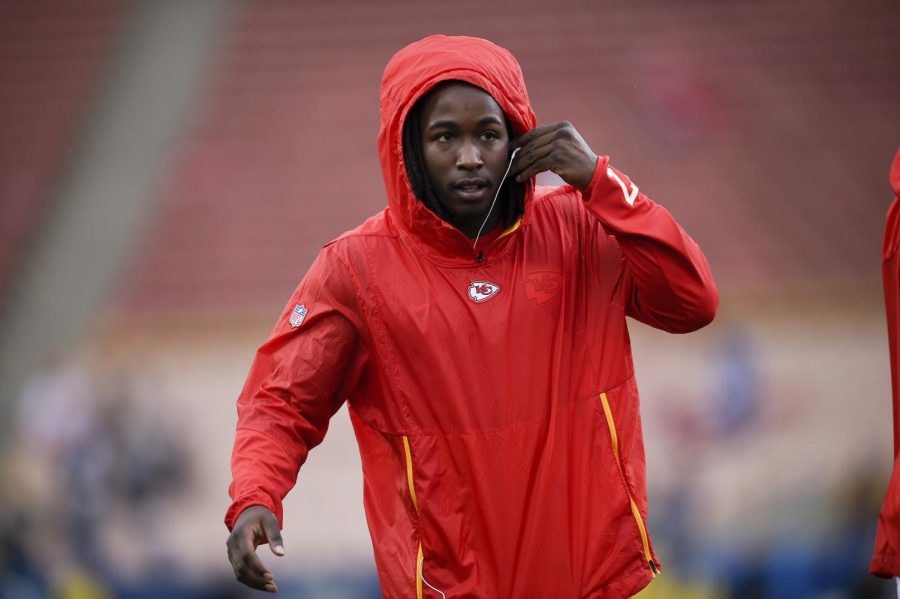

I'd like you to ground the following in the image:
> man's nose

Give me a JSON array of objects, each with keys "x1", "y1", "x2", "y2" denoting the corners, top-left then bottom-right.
[{"x1": 456, "y1": 140, "x2": 483, "y2": 170}]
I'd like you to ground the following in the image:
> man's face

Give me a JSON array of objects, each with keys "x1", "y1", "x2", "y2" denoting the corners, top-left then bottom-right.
[{"x1": 419, "y1": 82, "x2": 511, "y2": 237}]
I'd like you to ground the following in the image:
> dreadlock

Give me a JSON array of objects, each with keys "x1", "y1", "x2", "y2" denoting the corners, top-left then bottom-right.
[{"x1": 402, "y1": 82, "x2": 525, "y2": 232}]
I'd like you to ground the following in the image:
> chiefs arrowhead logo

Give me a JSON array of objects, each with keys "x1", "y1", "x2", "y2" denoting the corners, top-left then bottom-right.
[
  {"x1": 468, "y1": 281, "x2": 500, "y2": 303},
  {"x1": 524, "y1": 271, "x2": 563, "y2": 305}
]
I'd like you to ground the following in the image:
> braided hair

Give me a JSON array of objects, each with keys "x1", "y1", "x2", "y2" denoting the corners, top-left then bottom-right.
[{"x1": 402, "y1": 82, "x2": 525, "y2": 230}]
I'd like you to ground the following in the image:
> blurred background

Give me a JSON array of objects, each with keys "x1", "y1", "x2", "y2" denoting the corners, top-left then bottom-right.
[{"x1": 0, "y1": 0, "x2": 898, "y2": 597}]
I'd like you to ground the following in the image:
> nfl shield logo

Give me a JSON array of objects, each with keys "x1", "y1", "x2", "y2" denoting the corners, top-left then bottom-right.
[{"x1": 289, "y1": 304, "x2": 308, "y2": 328}]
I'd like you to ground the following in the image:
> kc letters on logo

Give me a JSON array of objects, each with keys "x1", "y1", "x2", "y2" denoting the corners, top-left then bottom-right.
[
  {"x1": 524, "y1": 271, "x2": 563, "y2": 305},
  {"x1": 468, "y1": 281, "x2": 500, "y2": 303}
]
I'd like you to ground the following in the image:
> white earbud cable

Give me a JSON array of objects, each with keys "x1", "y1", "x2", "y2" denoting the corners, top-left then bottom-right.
[
  {"x1": 418, "y1": 555, "x2": 446, "y2": 599},
  {"x1": 473, "y1": 146, "x2": 520, "y2": 250}
]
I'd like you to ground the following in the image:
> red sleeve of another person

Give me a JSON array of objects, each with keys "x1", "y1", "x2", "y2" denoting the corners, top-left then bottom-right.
[{"x1": 871, "y1": 149, "x2": 900, "y2": 578}]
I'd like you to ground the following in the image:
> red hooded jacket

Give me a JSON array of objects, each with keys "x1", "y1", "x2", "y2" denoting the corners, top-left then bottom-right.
[
  {"x1": 226, "y1": 35, "x2": 718, "y2": 598},
  {"x1": 871, "y1": 149, "x2": 900, "y2": 578}
]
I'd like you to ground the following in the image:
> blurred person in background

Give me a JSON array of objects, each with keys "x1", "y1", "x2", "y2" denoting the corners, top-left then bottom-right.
[
  {"x1": 872, "y1": 149, "x2": 900, "y2": 596},
  {"x1": 1, "y1": 357, "x2": 191, "y2": 598},
  {"x1": 225, "y1": 34, "x2": 717, "y2": 598}
]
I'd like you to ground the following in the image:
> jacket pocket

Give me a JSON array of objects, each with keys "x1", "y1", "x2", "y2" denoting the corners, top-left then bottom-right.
[
  {"x1": 402, "y1": 435, "x2": 447, "y2": 598},
  {"x1": 402, "y1": 435, "x2": 425, "y2": 598},
  {"x1": 596, "y1": 386, "x2": 659, "y2": 579}
]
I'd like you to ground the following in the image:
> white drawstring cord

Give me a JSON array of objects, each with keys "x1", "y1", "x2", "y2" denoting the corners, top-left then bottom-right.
[
  {"x1": 472, "y1": 146, "x2": 520, "y2": 250},
  {"x1": 418, "y1": 554, "x2": 446, "y2": 599}
]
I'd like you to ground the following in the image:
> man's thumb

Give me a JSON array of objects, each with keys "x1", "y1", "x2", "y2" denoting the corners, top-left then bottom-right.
[{"x1": 262, "y1": 513, "x2": 285, "y2": 556}]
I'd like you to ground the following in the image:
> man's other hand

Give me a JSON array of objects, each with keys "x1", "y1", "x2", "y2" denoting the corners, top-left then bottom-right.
[{"x1": 226, "y1": 505, "x2": 285, "y2": 593}]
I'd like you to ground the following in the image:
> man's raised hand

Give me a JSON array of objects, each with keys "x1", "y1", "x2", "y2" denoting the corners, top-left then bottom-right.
[{"x1": 511, "y1": 122, "x2": 598, "y2": 190}]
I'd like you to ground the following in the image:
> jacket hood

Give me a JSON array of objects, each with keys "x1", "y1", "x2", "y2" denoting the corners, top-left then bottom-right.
[{"x1": 377, "y1": 35, "x2": 537, "y2": 259}]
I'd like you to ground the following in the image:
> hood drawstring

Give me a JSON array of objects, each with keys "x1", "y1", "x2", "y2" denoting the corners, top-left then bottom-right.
[{"x1": 473, "y1": 147, "x2": 520, "y2": 251}]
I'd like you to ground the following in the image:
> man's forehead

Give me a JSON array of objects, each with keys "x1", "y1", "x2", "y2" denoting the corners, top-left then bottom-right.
[{"x1": 423, "y1": 82, "x2": 504, "y2": 120}]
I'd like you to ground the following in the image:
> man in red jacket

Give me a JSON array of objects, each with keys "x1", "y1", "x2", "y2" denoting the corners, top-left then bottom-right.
[
  {"x1": 226, "y1": 35, "x2": 717, "y2": 598},
  {"x1": 872, "y1": 149, "x2": 900, "y2": 594}
]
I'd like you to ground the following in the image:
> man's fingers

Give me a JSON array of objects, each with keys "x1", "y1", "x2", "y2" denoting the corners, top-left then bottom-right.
[
  {"x1": 516, "y1": 155, "x2": 558, "y2": 183},
  {"x1": 228, "y1": 527, "x2": 278, "y2": 592},
  {"x1": 245, "y1": 546, "x2": 272, "y2": 577},
  {"x1": 231, "y1": 553, "x2": 277, "y2": 592},
  {"x1": 261, "y1": 513, "x2": 286, "y2": 556},
  {"x1": 511, "y1": 143, "x2": 554, "y2": 178},
  {"x1": 236, "y1": 566, "x2": 277, "y2": 593},
  {"x1": 513, "y1": 123, "x2": 563, "y2": 149},
  {"x1": 226, "y1": 507, "x2": 284, "y2": 593},
  {"x1": 238, "y1": 550, "x2": 278, "y2": 592},
  {"x1": 230, "y1": 533, "x2": 271, "y2": 578},
  {"x1": 512, "y1": 131, "x2": 555, "y2": 167}
]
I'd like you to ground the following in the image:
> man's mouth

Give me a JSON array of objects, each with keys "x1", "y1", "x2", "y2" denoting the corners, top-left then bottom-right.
[{"x1": 453, "y1": 178, "x2": 490, "y2": 200}]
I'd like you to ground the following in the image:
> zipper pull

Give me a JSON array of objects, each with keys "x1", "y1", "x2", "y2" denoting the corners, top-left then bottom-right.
[
  {"x1": 649, "y1": 559, "x2": 659, "y2": 575},
  {"x1": 477, "y1": 251, "x2": 484, "y2": 263}
]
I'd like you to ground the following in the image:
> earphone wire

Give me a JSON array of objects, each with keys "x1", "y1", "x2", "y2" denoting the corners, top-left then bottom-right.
[
  {"x1": 418, "y1": 555, "x2": 447, "y2": 599},
  {"x1": 473, "y1": 147, "x2": 520, "y2": 250}
]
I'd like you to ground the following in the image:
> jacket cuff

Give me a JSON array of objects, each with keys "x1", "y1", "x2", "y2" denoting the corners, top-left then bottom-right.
[
  {"x1": 580, "y1": 155, "x2": 643, "y2": 224},
  {"x1": 224, "y1": 491, "x2": 283, "y2": 532},
  {"x1": 581, "y1": 155, "x2": 611, "y2": 201},
  {"x1": 870, "y1": 549, "x2": 900, "y2": 579}
]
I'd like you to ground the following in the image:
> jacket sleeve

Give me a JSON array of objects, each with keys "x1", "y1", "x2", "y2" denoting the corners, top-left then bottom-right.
[
  {"x1": 871, "y1": 151, "x2": 900, "y2": 577},
  {"x1": 872, "y1": 452, "x2": 900, "y2": 577},
  {"x1": 580, "y1": 155, "x2": 718, "y2": 333},
  {"x1": 224, "y1": 245, "x2": 366, "y2": 531}
]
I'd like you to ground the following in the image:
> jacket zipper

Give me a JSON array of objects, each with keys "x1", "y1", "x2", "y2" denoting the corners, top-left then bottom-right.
[
  {"x1": 598, "y1": 392, "x2": 659, "y2": 578},
  {"x1": 473, "y1": 217, "x2": 522, "y2": 265}
]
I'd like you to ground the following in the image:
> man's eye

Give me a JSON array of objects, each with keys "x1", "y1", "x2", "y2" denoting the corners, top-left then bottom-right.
[
  {"x1": 482, "y1": 131, "x2": 500, "y2": 141},
  {"x1": 435, "y1": 133, "x2": 453, "y2": 142}
]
